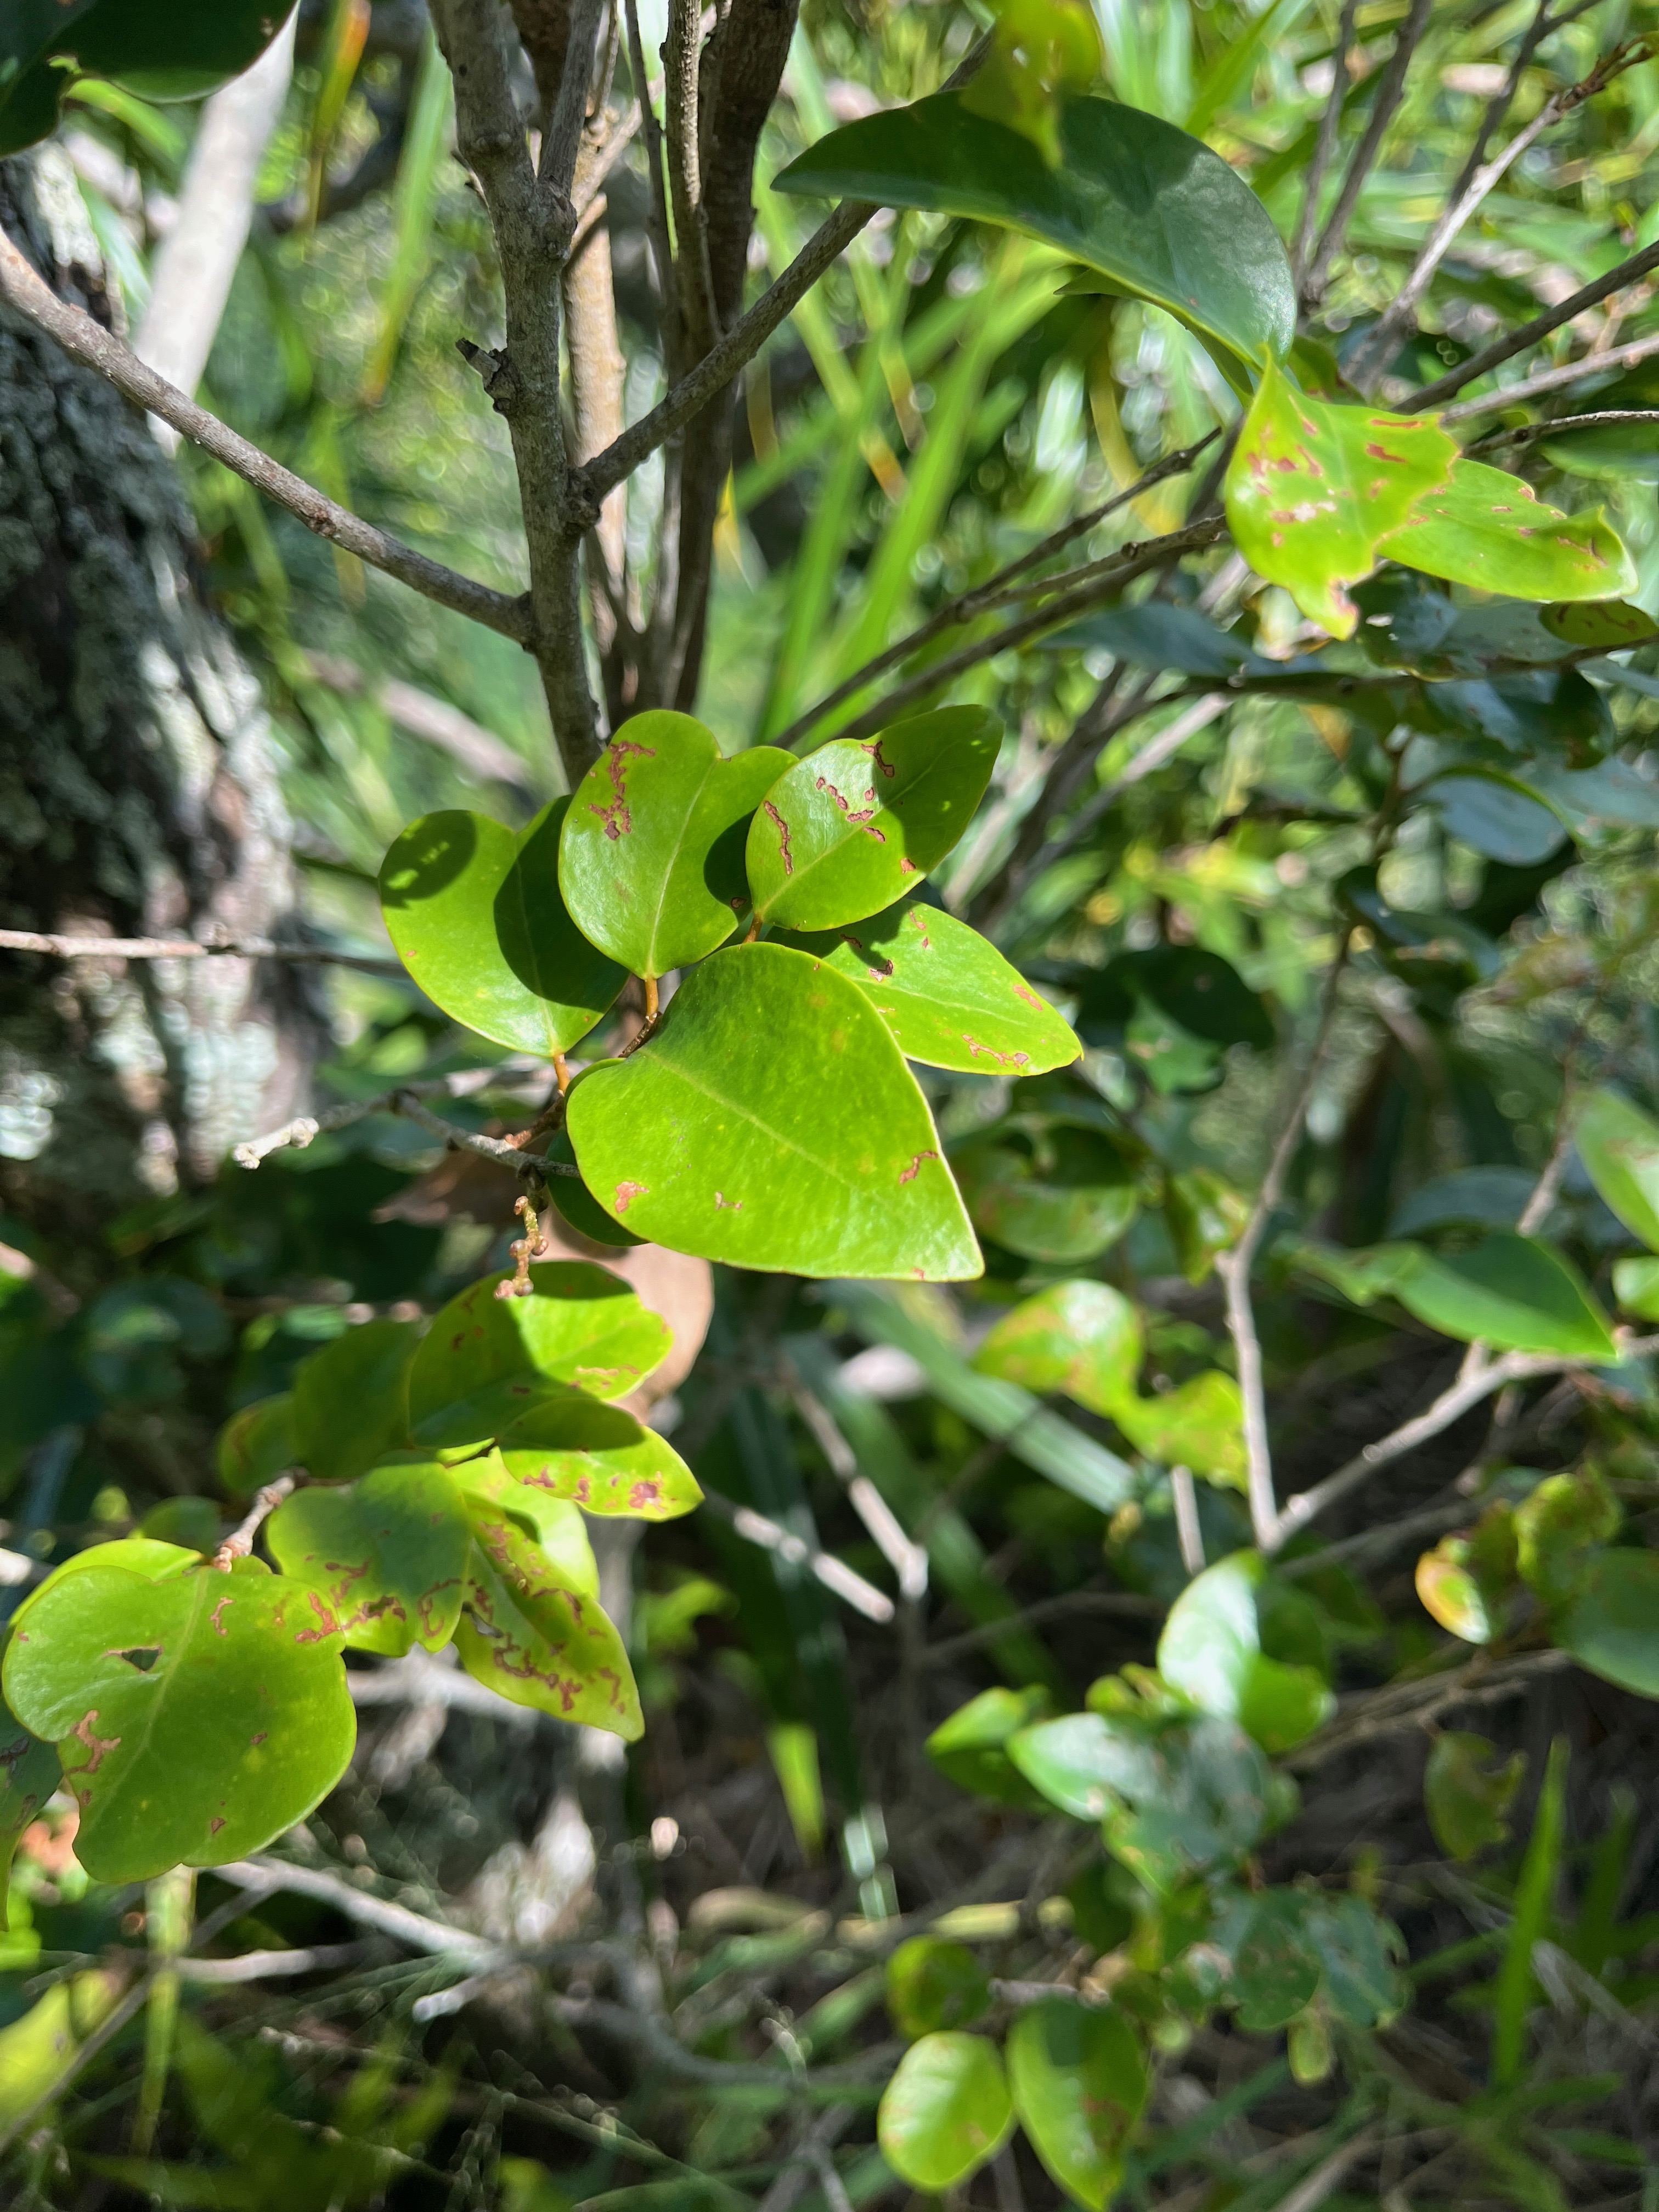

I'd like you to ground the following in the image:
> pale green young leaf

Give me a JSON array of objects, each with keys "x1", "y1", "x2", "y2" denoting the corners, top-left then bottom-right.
[
  {"x1": 1007, "y1": 2000, "x2": 1147, "y2": 2211},
  {"x1": 1575, "y1": 1088, "x2": 1659, "y2": 1252},
  {"x1": 877, "y1": 2031, "x2": 1013, "y2": 2192},
  {"x1": 267, "y1": 1459, "x2": 471, "y2": 1655},
  {"x1": 973, "y1": 1279, "x2": 1144, "y2": 1416},
  {"x1": 1379, "y1": 460, "x2": 1637, "y2": 603},
  {"x1": 493, "y1": 1396, "x2": 703, "y2": 1519},
  {"x1": 1114, "y1": 1371, "x2": 1247, "y2": 1490}
]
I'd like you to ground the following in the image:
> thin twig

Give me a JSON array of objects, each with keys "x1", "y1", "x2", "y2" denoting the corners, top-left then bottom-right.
[
  {"x1": 1285, "y1": 1650, "x2": 1575, "y2": 1771},
  {"x1": 1410, "y1": 238, "x2": 1659, "y2": 414},
  {"x1": 1291, "y1": 0, "x2": 1361, "y2": 283},
  {"x1": 1170, "y1": 1466, "x2": 1207, "y2": 1577},
  {"x1": 697, "y1": 1487, "x2": 895, "y2": 1623},
  {"x1": 1466, "y1": 407, "x2": 1659, "y2": 450},
  {"x1": 213, "y1": 1857, "x2": 502, "y2": 1959},
  {"x1": 785, "y1": 1372, "x2": 928, "y2": 1599},
  {"x1": 0, "y1": 226, "x2": 530, "y2": 645},
  {"x1": 0, "y1": 927, "x2": 404, "y2": 979},
  {"x1": 1438, "y1": 328, "x2": 1659, "y2": 422},
  {"x1": 176, "y1": 1944, "x2": 371, "y2": 1983},
  {"x1": 230, "y1": 1064, "x2": 560, "y2": 1170},
  {"x1": 1301, "y1": 0, "x2": 1434, "y2": 307},
  {"x1": 213, "y1": 1477, "x2": 295, "y2": 1570}
]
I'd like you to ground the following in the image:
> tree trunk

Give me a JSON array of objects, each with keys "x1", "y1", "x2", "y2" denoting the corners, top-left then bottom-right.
[{"x1": 0, "y1": 150, "x2": 313, "y2": 1205}]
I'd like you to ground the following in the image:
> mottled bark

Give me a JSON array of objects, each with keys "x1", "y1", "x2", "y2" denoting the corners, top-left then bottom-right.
[{"x1": 0, "y1": 153, "x2": 313, "y2": 1200}]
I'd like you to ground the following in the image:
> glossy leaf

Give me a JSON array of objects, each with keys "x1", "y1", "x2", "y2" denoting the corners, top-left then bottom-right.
[
  {"x1": 216, "y1": 1394, "x2": 297, "y2": 1500},
  {"x1": 952, "y1": 1122, "x2": 1137, "y2": 1264},
  {"x1": 877, "y1": 2031, "x2": 1013, "y2": 2193},
  {"x1": 974, "y1": 1279, "x2": 1143, "y2": 1417},
  {"x1": 1613, "y1": 1254, "x2": 1659, "y2": 1322},
  {"x1": 493, "y1": 1396, "x2": 701, "y2": 1520},
  {"x1": 775, "y1": 93, "x2": 1294, "y2": 390},
  {"x1": 746, "y1": 709, "x2": 1000, "y2": 930},
  {"x1": 1007, "y1": 1709, "x2": 1161, "y2": 1821},
  {"x1": 927, "y1": 1685, "x2": 1052, "y2": 1809},
  {"x1": 777, "y1": 896, "x2": 1079, "y2": 1074},
  {"x1": 267, "y1": 1459, "x2": 471, "y2": 1655},
  {"x1": 0, "y1": 1698, "x2": 59, "y2": 1932},
  {"x1": 1575, "y1": 1087, "x2": 1659, "y2": 1253},
  {"x1": 1157, "y1": 1553, "x2": 1333, "y2": 1753},
  {"x1": 1007, "y1": 2000, "x2": 1147, "y2": 2211},
  {"x1": 885, "y1": 1937, "x2": 991, "y2": 2041},
  {"x1": 1223, "y1": 360, "x2": 1458, "y2": 637},
  {"x1": 453, "y1": 1499, "x2": 641, "y2": 1735},
  {"x1": 543, "y1": 1128, "x2": 646, "y2": 1250},
  {"x1": 379, "y1": 805, "x2": 624, "y2": 1057},
  {"x1": 559, "y1": 715, "x2": 791, "y2": 977},
  {"x1": 1425, "y1": 1731, "x2": 1525, "y2": 1860},
  {"x1": 566, "y1": 945, "x2": 980, "y2": 1280},
  {"x1": 1558, "y1": 1549, "x2": 1659, "y2": 1697},
  {"x1": 1541, "y1": 598, "x2": 1659, "y2": 648},
  {"x1": 3, "y1": 1560, "x2": 353, "y2": 1882},
  {"x1": 0, "y1": 0, "x2": 296, "y2": 157},
  {"x1": 1378, "y1": 460, "x2": 1637, "y2": 603},
  {"x1": 1393, "y1": 1234, "x2": 1617, "y2": 1359},
  {"x1": 290, "y1": 1318, "x2": 420, "y2": 1483},
  {"x1": 408, "y1": 1264, "x2": 672, "y2": 1452}
]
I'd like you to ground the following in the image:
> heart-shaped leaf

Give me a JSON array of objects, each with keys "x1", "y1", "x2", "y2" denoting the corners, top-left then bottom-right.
[
  {"x1": 1007, "y1": 1999, "x2": 1147, "y2": 2210},
  {"x1": 408, "y1": 1263, "x2": 672, "y2": 1452},
  {"x1": 1158, "y1": 1553, "x2": 1333, "y2": 1752},
  {"x1": 0, "y1": 1697, "x2": 59, "y2": 1931},
  {"x1": 452, "y1": 1499, "x2": 641, "y2": 1734},
  {"x1": 777, "y1": 896, "x2": 1079, "y2": 1074},
  {"x1": 1223, "y1": 360, "x2": 1458, "y2": 638},
  {"x1": 974, "y1": 1279, "x2": 1143, "y2": 1415},
  {"x1": 746, "y1": 709, "x2": 1000, "y2": 930},
  {"x1": 3, "y1": 1560, "x2": 353, "y2": 1882},
  {"x1": 291, "y1": 1319, "x2": 420, "y2": 1483},
  {"x1": 1575, "y1": 1087, "x2": 1659, "y2": 1252},
  {"x1": 877, "y1": 2032, "x2": 1013, "y2": 2193},
  {"x1": 379, "y1": 804, "x2": 624, "y2": 1058},
  {"x1": 566, "y1": 944, "x2": 981, "y2": 1280},
  {"x1": 267, "y1": 1459, "x2": 472, "y2": 1655},
  {"x1": 493, "y1": 1396, "x2": 703, "y2": 1519},
  {"x1": 774, "y1": 93, "x2": 1294, "y2": 390},
  {"x1": 560, "y1": 715, "x2": 791, "y2": 976},
  {"x1": 1378, "y1": 460, "x2": 1637, "y2": 603},
  {"x1": 1393, "y1": 1233, "x2": 1616, "y2": 1358}
]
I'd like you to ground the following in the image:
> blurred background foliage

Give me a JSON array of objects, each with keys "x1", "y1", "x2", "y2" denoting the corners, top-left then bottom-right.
[{"x1": 7, "y1": 0, "x2": 1659, "y2": 2204}]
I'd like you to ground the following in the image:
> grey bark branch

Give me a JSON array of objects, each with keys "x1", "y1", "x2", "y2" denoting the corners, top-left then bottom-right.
[
  {"x1": 1438, "y1": 329, "x2": 1659, "y2": 421},
  {"x1": 0, "y1": 222, "x2": 530, "y2": 643},
  {"x1": 1300, "y1": 0, "x2": 1433, "y2": 307},
  {"x1": 1409, "y1": 238, "x2": 1659, "y2": 413},
  {"x1": 0, "y1": 928, "x2": 402, "y2": 978}
]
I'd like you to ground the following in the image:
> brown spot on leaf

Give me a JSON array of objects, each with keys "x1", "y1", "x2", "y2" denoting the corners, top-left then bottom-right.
[
  {"x1": 210, "y1": 1595, "x2": 234, "y2": 1637},
  {"x1": 763, "y1": 801, "x2": 793, "y2": 874},
  {"x1": 614, "y1": 1181, "x2": 649, "y2": 1214},
  {"x1": 899, "y1": 1149, "x2": 938, "y2": 1184},
  {"x1": 714, "y1": 1192, "x2": 743, "y2": 1210},
  {"x1": 589, "y1": 737, "x2": 656, "y2": 840},
  {"x1": 71, "y1": 1712, "x2": 120, "y2": 1772}
]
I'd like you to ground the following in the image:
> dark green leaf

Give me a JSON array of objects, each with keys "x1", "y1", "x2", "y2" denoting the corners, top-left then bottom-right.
[
  {"x1": 1515, "y1": 1469, "x2": 1620, "y2": 1607},
  {"x1": 1393, "y1": 1233, "x2": 1617, "y2": 1358},
  {"x1": 1425, "y1": 1731, "x2": 1526, "y2": 1860},
  {"x1": 1223, "y1": 362, "x2": 1458, "y2": 636},
  {"x1": 2, "y1": 1558, "x2": 353, "y2": 1881},
  {"x1": 876, "y1": 2031, "x2": 1013, "y2": 2192},
  {"x1": 1575, "y1": 1087, "x2": 1659, "y2": 1252},
  {"x1": 974, "y1": 1279, "x2": 1143, "y2": 1416},
  {"x1": 566, "y1": 945, "x2": 980, "y2": 1280},
  {"x1": 1559, "y1": 1549, "x2": 1659, "y2": 1697},
  {"x1": 1105, "y1": 1717, "x2": 1271, "y2": 1892},
  {"x1": 927, "y1": 1685, "x2": 1053, "y2": 1808},
  {"x1": 1387, "y1": 1167, "x2": 1537, "y2": 1238},
  {"x1": 952, "y1": 1123, "x2": 1137, "y2": 1264},
  {"x1": 1378, "y1": 460, "x2": 1637, "y2": 602},
  {"x1": 379, "y1": 805, "x2": 624, "y2": 1058},
  {"x1": 1006, "y1": 1999, "x2": 1147, "y2": 2210},
  {"x1": 1221, "y1": 1892, "x2": 1321, "y2": 2030},
  {"x1": 492, "y1": 1396, "x2": 703, "y2": 1520},
  {"x1": 267, "y1": 1459, "x2": 471, "y2": 1656},
  {"x1": 885, "y1": 1937, "x2": 992, "y2": 2041},
  {"x1": 407, "y1": 1264, "x2": 672, "y2": 1452},
  {"x1": 290, "y1": 1318, "x2": 420, "y2": 1483},
  {"x1": 453, "y1": 1497, "x2": 641, "y2": 1734},
  {"x1": 777, "y1": 896, "x2": 1079, "y2": 1075},
  {"x1": 0, "y1": 1697, "x2": 59, "y2": 1932},
  {"x1": 558, "y1": 715, "x2": 791, "y2": 977},
  {"x1": 216, "y1": 1394, "x2": 297, "y2": 1500},
  {"x1": 746, "y1": 709, "x2": 1000, "y2": 930},
  {"x1": 1047, "y1": 603, "x2": 1278, "y2": 679},
  {"x1": 1301, "y1": 1894, "x2": 1404, "y2": 2027},
  {"x1": 543, "y1": 1128, "x2": 646, "y2": 1249},
  {"x1": 1414, "y1": 1504, "x2": 1518, "y2": 1645},
  {"x1": 1156, "y1": 1553, "x2": 1332, "y2": 1753},
  {"x1": 1434, "y1": 775, "x2": 1568, "y2": 866},
  {"x1": 1539, "y1": 425, "x2": 1659, "y2": 484},
  {"x1": 775, "y1": 93, "x2": 1294, "y2": 390},
  {"x1": 1078, "y1": 947, "x2": 1274, "y2": 1052}
]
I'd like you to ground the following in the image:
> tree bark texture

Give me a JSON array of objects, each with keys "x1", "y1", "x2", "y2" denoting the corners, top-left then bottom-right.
[{"x1": 0, "y1": 153, "x2": 314, "y2": 1201}]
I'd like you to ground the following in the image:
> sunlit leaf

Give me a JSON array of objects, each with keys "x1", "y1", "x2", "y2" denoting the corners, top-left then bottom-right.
[
  {"x1": 493, "y1": 1396, "x2": 702, "y2": 1519},
  {"x1": 1156, "y1": 1552, "x2": 1333, "y2": 1752},
  {"x1": 927, "y1": 1684, "x2": 1053, "y2": 1808},
  {"x1": 267, "y1": 1459, "x2": 471, "y2": 1655},
  {"x1": 454, "y1": 1498, "x2": 641, "y2": 1735},
  {"x1": 1575, "y1": 1087, "x2": 1659, "y2": 1253},
  {"x1": 1379, "y1": 460, "x2": 1637, "y2": 603},
  {"x1": 974, "y1": 1279, "x2": 1143, "y2": 1415},
  {"x1": 1007, "y1": 1999, "x2": 1146, "y2": 2210},
  {"x1": 961, "y1": 0, "x2": 1102, "y2": 164},
  {"x1": 877, "y1": 2031, "x2": 1013, "y2": 2192},
  {"x1": 1414, "y1": 1504, "x2": 1518, "y2": 1645}
]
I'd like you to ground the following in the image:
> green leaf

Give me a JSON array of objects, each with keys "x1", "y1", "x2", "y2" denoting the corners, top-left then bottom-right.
[
  {"x1": 1114, "y1": 1372, "x2": 1248, "y2": 1491},
  {"x1": 0, "y1": 1699, "x2": 59, "y2": 1932},
  {"x1": 1105, "y1": 1717, "x2": 1272, "y2": 1892},
  {"x1": 1223, "y1": 360, "x2": 1458, "y2": 637},
  {"x1": 877, "y1": 2031, "x2": 1013, "y2": 2193},
  {"x1": 493, "y1": 1396, "x2": 702, "y2": 1520},
  {"x1": 1392, "y1": 1233, "x2": 1617, "y2": 1358},
  {"x1": 885, "y1": 1937, "x2": 992, "y2": 2041},
  {"x1": 379, "y1": 804, "x2": 624, "y2": 1058},
  {"x1": 1221, "y1": 1891, "x2": 1321, "y2": 2030},
  {"x1": 1559, "y1": 1549, "x2": 1659, "y2": 1697},
  {"x1": 565, "y1": 944, "x2": 980, "y2": 1280},
  {"x1": 543, "y1": 1128, "x2": 646, "y2": 1250},
  {"x1": 1007, "y1": 2000, "x2": 1147, "y2": 2210},
  {"x1": 2, "y1": 1562, "x2": 353, "y2": 1882},
  {"x1": 290, "y1": 1318, "x2": 420, "y2": 1483},
  {"x1": 1432, "y1": 775, "x2": 1568, "y2": 867},
  {"x1": 1541, "y1": 598, "x2": 1659, "y2": 647},
  {"x1": 1414, "y1": 1504, "x2": 1518, "y2": 1645},
  {"x1": 960, "y1": 0, "x2": 1102, "y2": 164},
  {"x1": 1079, "y1": 946, "x2": 1274, "y2": 1052},
  {"x1": 1157, "y1": 1553, "x2": 1333, "y2": 1753},
  {"x1": 1515, "y1": 1469, "x2": 1620, "y2": 1609},
  {"x1": 927, "y1": 1685, "x2": 1053, "y2": 1808},
  {"x1": 216, "y1": 1394, "x2": 296, "y2": 1500},
  {"x1": 777, "y1": 897, "x2": 1079, "y2": 1075},
  {"x1": 407, "y1": 1263, "x2": 672, "y2": 1452},
  {"x1": 0, "y1": 0, "x2": 296, "y2": 157},
  {"x1": 974, "y1": 1279, "x2": 1143, "y2": 1416},
  {"x1": 1613, "y1": 1254, "x2": 1659, "y2": 1321},
  {"x1": 774, "y1": 93, "x2": 1294, "y2": 390},
  {"x1": 452, "y1": 1497, "x2": 641, "y2": 1735},
  {"x1": 746, "y1": 709, "x2": 999, "y2": 930},
  {"x1": 1301, "y1": 1894, "x2": 1404, "y2": 2028},
  {"x1": 558, "y1": 716, "x2": 791, "y2": 977},
  {"x1": 1539, "y1": 424, "x2": 1659, "y2": 483},
  {"x1": 267, "y1": 1460, "x2": 471, "y2": 1656},
  {"x1": 1575, "y1": 1088, "x2": 1659, "y2": 1253},
  {"x1": 1378, "y1": 460, "x2": 1637, "y2": 603},
  {"x1": 952, "y1": 1122, "x2": 1137, "y2": 1264},
  {"x1": 1425, "y1": 1731, "x2": 1526, "y2": 1861},
  {"x1": 1007, "y1": 1709, "x2": 1162, "y2": 1821}
]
